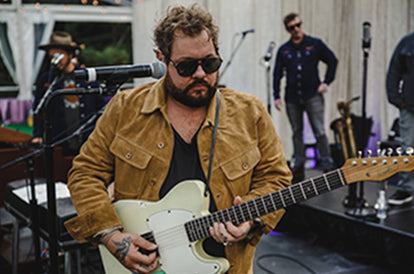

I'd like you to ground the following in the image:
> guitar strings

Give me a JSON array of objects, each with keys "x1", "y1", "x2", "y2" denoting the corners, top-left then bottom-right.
[{"x1": 141, "y1": 157, "x2": 412, "y2": 245}]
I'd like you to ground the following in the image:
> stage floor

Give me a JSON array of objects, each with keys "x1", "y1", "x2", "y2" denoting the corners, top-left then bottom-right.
[{"x1": 267, "y1": 167, "x2": 414, "y2": 273}]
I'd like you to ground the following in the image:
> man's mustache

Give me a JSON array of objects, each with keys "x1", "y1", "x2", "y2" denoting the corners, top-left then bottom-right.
[{"x1": 186, "y1": 79, "x2": 211, "y2": 91}]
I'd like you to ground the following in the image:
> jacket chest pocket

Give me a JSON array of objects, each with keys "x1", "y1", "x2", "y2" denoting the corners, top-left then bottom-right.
[
  {"x1": 110, "y1": 135, "x2": 153, "y2": 199},
  {"x1": 219, "y1": 146, "x2": 261, "y2": 194}
]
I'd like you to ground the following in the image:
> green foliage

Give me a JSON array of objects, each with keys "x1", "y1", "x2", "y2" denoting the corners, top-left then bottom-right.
[
  {"x1": 58, "y1": 22, "x2": 132, "y2": 67},
  {"x1": 81, "y1": 46, "x2": 130, "y2": 67}
]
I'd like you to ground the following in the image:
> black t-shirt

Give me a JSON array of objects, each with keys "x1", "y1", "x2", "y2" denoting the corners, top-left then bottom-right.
[{"x1": 160, "y1": 126, "x2": 225, "y2": 258}]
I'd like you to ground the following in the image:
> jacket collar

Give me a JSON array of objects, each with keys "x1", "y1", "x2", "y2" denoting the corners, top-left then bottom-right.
[
  {"x1": 141, "y1": 77, "x2": 167, "y2": 114},
  {"x1": 141, "y1": 77, "x2": 227, "y2": 129}
]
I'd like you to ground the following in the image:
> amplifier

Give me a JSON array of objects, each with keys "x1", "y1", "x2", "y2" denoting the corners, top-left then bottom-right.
[{"x1": 4, "y1": 178, "x2": 77, "y2": 243}]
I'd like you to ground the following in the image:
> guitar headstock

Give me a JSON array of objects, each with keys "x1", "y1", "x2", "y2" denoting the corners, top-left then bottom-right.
[{"x1": 341, "y1": 151, "x2": 414, "y2": 184}]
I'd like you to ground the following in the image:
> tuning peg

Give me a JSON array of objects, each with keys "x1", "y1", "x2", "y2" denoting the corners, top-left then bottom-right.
[
  {"x1": 367, "y1": 149, "x2": 372, "y2": 158},
  {"x1": 406, "y1": 147, "x2": 414, "y2": 156},
  {"x1": 377, "y1": 148, "x2": 387, "y2": 157},
  {"x1": 396, "y1": 147, "x2": 403, "y2": 156},
  {"x1": 358, "y1": 151, "x2": 363, "y2": 158},
  {"x1": 387, "y1": 148, "x2": 393, "y2": 157}
]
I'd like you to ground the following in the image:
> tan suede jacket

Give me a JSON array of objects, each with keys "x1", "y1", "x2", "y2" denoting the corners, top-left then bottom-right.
[{"x1": 64, "y1": 77, "x2": 292, "y2": 273}]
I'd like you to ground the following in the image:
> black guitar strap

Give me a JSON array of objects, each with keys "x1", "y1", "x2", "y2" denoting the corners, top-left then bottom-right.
[{"x1": 205, "y1": 90, "x2": 220, "y2": 197}]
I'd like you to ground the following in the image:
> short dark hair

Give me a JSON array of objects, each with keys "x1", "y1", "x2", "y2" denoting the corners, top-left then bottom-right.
[
  {"x1": 153, "y1": 3, "x2": 220, "y2": 61},
  {"x1": 283, "y1": 12, "x2": 299, "y2": 29}
]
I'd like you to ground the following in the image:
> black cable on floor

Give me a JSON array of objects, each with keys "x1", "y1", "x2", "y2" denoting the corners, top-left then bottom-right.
[{"x1": 256, "y1": 253, "x2": 317, "y2": 274}]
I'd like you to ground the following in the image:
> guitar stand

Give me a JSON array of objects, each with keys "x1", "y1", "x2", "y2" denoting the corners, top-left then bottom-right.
[
  {"x1": 345, "y1": 197, "x2": 376, "y2": 218},
  {"x1": 346, "y1": 207, "x2": 376, "y2": 218}
]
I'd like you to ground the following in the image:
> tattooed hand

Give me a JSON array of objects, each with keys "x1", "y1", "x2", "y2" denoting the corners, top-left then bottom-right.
[{"x1": 100, "y1": 230, "x2": 158, "y2": 273}]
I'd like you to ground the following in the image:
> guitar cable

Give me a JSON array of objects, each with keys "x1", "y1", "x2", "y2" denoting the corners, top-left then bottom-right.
[{"x1": 256, "y1": 253, "x2": 317, "y2": 274}]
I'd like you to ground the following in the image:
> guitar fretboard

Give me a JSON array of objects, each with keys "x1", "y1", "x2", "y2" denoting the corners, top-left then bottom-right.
[{"x1": 184, "y1": 168, "x2": 346, "y2": 242}]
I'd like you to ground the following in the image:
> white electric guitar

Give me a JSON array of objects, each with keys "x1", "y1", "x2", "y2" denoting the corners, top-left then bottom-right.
[{"x1": 99, "y1": 154, "x2": 414, "y2": 274}]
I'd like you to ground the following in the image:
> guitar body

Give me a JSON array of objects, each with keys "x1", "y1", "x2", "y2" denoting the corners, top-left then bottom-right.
[{"x1": 99, "y1": 180, "x2": 230, "y2": 274}]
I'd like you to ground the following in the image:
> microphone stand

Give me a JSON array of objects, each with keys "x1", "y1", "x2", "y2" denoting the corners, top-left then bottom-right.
[
  {"x1": 345, "y1": 38, "x2": 375, "y2": 218},
  {"x1": 219, "y1": 32, "x2": 251, "y2": 80},
  {"x1": 34, "y1": 66, "x2": 61, "y2": 116},
  {"x1": 260, "y1": 57, "x2": 272, "y2": 115},
  {"x1": 41, "y1": 86, "x2": 110, "y2": 273}
]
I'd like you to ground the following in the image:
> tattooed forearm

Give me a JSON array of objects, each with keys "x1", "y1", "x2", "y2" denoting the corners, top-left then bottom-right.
[
  {"x1": 99, "y1": 229, "x2": 120, "y2": 245},
  {"x1": 113, "y1": 236, "x2": 133, "y2": 262}
]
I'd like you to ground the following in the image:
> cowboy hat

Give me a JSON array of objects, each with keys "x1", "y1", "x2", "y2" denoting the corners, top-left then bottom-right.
[{"x1": 38, "y1": 31, "x2": 81, "y2": 52}]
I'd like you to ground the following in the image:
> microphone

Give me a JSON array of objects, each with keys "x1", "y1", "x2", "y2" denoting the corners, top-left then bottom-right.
[
  {"x1": 362, "y1": 21, "x2": 371, "y2": 49},
  {"x1": 51, "y1": 53, "x2": 64, "y2": 66},
  {"x1": 263, "y1": 41, "x2": 276, "y2": 61},
  {"x1": 74, "y1": 61, "x2": 167, "y2": 82},
  {"x1": 238, "y1": 28, "x2": 255, "y2": 36}
]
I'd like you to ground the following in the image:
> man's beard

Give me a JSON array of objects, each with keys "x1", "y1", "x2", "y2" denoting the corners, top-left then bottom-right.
[{"x1": 165, "y1": 73, "x2": 218, "y2": 108}]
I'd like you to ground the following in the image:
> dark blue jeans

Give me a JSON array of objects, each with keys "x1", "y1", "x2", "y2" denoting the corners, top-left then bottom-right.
[
  {"x1": 286, "y1": 93, "x2": 332, "y2": 169},
  {"x1": 398, "y1": 108, "x2": 414, "y2": 192}
]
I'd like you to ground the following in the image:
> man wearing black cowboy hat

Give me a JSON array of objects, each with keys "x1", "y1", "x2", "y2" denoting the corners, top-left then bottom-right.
[{"x1": 32, "y1": 31, "x2": 106, "y2": 157}]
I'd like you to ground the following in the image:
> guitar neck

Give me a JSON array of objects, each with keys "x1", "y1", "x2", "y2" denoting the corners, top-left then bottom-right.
[{"x1": 185, "y1": 168, "x2": 346, "y2": 242}]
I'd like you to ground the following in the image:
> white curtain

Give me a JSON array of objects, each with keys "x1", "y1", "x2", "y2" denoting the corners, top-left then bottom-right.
[
  {"x1": 132, "y1": 0, "x2": 414, "y2": 161},
  {"x1": 0, "y1": 6, "x2": 55, "y2": 100}
]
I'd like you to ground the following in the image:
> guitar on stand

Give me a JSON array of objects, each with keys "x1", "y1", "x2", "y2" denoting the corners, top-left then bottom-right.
[
  {"x1": 99, "y1": 153, "x2": 414, "y2": 274},
  {"x1": 331, "y1": 98, "x2": 361, "y2": 208},
  {"x1": 330, "y1": 97, "x2": 375, "y2": 217}
]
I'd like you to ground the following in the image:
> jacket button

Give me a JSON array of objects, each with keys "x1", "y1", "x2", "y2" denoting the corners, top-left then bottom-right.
[
  {"x1": 150, "y1": 180, "x2": 156, "y2": 186},
  {"x1": 242, "y1": 163, "x2": 248, "y2": 170},
  {"x1": 126, "y1": 152, "x2": 132, "y2": 159},
  {"x1": 158, "y1": 142, "x2": 164, "y2": 149}
]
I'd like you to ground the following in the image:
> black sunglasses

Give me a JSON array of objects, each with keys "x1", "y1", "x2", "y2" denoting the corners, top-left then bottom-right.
[
  {"x1": 169, "y1": 57, "x2": 222, "y2": 77},
  {"x1": 287, "y1": 22, "x2": 302, "y2": 32}
]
